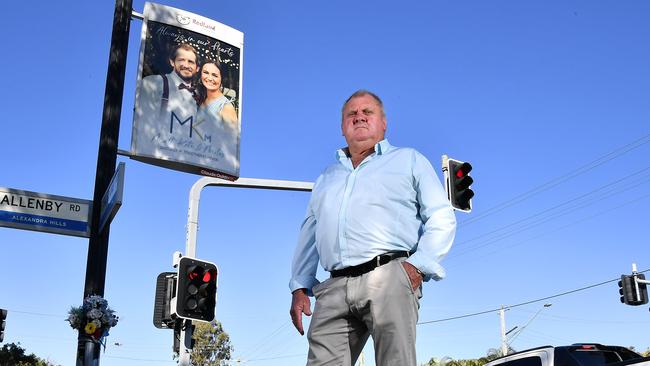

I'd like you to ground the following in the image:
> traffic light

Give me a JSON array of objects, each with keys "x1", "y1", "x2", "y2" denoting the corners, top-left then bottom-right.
[
  {"x1": 0, "y1": 308, "x2": 7, "y2": 342},
  {"x1": 636, "y1": 274, "x2": 649, "y2": 305},
  {"x1": 444, "y1": 156, "x2": 474, "y2": 212},
  {"x1": 174, "y1": 257, "x2": 218, "y2": 322},
  {"x1": 153, "y1": 272, "x2": 177, "y2": 329},
  {"x1": 618, "y1": 274, "x2": 648, "y2": 306}
]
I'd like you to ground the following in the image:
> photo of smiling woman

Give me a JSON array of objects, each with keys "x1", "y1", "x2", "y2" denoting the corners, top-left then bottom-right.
[{"x1": 194, "y1": 60, "x2": 240, "y2": 176}]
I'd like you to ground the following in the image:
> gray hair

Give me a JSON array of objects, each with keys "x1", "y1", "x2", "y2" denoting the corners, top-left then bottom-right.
[{"x1": 341, "y1": 89, "x2": 385, "y2": 118}]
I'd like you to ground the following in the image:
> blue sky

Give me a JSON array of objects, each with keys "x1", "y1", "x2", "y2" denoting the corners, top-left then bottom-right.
[{"x1": 1, "y1": 1, "x2": 649, "y2": 365}]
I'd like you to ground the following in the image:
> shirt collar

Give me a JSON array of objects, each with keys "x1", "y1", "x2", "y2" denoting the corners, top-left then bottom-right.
[{"x1": 336, "y1": 139, "x2": 392, "y2": 162}]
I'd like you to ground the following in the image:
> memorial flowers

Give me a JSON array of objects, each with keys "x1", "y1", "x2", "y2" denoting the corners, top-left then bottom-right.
[{"x1": 67, "y1": 295, "x2": 118, "y2": 342}]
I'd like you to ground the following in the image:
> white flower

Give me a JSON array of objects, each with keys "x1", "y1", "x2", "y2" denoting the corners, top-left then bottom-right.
[{"x1": 87, "y1": 309, "x2": 103, "y2": 320}]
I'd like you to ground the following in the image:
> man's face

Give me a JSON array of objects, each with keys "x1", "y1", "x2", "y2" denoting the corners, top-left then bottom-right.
[
  {"x1": 170, "y1": 48, "x2": 198, "y2": 82},
  {"x1": 341, "y1": 94, "x2": 386, "y2": 147}
]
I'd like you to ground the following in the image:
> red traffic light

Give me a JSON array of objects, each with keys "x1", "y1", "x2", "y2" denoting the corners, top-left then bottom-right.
[
  {"x1": 187, "y1": 265, "x2": 200, "y2": 280},
  {"x1": 445, "y1": 158, "x2": 474, "y2": 212},
  {"x1": 175, "y1": 257, "x2": 218, "y2": 322},
  {"x1": 202, "y1": 271, "x2": 213, "y2": 283},
  {"x1": 454, "y1": 162, "x2": 472, "y2": 178}
]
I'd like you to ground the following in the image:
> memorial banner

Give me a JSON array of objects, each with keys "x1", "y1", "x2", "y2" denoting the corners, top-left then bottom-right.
[{"x1": 131, "y1": 2, "x2": 243, "y2": 180}]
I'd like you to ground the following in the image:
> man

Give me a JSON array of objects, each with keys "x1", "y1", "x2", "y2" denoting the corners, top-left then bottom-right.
[
  {"x1": 289, "y1": 90, "x2": 457, "y2": 366},
  {"x1": 132, "y1": 43, "x2": 200, "y2": 158}
]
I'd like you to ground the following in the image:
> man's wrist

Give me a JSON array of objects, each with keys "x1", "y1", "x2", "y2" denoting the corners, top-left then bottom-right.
[{"x1": 292, "y1": 288, "x2": 307, "y2": 295}]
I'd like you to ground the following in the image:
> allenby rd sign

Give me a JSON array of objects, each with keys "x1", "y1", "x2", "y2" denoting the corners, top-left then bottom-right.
[{"x1": 0, "y1": 187, "x2": 92, "y2": 238}]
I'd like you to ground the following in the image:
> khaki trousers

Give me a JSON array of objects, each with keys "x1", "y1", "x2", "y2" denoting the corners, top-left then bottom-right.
[{"x1": 307, "y1": 258, "x2": 422, "y2": 366}]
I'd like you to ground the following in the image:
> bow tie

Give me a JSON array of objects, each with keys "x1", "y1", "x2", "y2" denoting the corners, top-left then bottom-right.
[{"x1": 178, "y1": 83, "x2": 195, "y2": 94}]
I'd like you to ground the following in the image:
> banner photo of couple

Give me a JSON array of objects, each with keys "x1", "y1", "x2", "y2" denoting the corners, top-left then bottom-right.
[{"x1": 131, "y1": 2, "x2": 243, "y2": 180}]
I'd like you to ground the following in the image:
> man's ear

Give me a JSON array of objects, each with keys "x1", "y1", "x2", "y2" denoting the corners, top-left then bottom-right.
[{"x1": 169, "y1": 58, "x2": 175, "y2": 68}]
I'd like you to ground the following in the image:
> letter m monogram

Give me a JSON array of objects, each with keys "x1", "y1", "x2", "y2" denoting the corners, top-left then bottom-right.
[{"x1": 170, "y1": 111, "x2": 194, "y2": 138}]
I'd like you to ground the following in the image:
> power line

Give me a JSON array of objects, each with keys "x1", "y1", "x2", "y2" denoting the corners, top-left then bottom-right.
[
  {"x1": 234, "y1": 353, "x2": 306, "y2": 364},
  {"x1": 417, "y1": 268, "x2": 649, "y2": 325},
  {"x1": 448, "y1": 173, "x2": 650, "y2": 259},
  {"x1": 452, "y1": 167, "x2": 650, "y2": 252},
  {"x1": 103, "y1": 355, "x2": 176, "y2": 363},
  {"x1": 447, "y1": 190, "x2": 650, "y2": 266},
  {"x1": 236, "y1": 320, "x2": 293, "y2": 362},
  {"x1": 460, "y1": 134, "x2": 650, "y2": 227}
]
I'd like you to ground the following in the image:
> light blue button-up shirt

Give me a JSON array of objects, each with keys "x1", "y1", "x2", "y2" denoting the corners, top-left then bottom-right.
[{"x1": 290, "y1": 139, "x2": 457, "y2": 295}]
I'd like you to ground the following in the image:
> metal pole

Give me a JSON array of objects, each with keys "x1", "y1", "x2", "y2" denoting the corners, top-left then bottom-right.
[
  {"x1": 185, "y1": 177, "x2": 313, "y2": 257},
  {"x1": 177, "y1": 177, "x2": 314, "y2": 364},
  {"x1": 78, "y1": 0, "x2": 132, "y2": 364},
  {"x1": 499, "y1": 306, "x2": 508, "y2": 356}
]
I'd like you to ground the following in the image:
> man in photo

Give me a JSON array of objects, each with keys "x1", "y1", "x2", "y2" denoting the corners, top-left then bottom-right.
[{"x1": 134, "y1": 43, "x2": 199, "y2": 145}]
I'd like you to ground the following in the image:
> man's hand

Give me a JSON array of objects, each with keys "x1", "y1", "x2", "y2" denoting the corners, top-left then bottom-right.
[
  {"x1": 402, "y1": 262, "x2": 423, "y2": 291},
  {"x1": 290, "y1": 288, "x2": 312, "y2": 335}
]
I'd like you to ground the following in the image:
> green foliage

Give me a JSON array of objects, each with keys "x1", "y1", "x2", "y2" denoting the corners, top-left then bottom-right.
[
  {"x1": 0, "y1": 342, "x2": 59, "y2": 366},
  {"x1": 188, "y1": 321, "x2": 233, "y2": 366},
  {"x1": 422, "y1": 349, "x2": 501, "y2": 366}
]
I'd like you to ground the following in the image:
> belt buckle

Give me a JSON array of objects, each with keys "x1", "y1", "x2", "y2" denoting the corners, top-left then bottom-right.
[{"x1": 376, "y1": 255, "x2": 381, "y2": 267}]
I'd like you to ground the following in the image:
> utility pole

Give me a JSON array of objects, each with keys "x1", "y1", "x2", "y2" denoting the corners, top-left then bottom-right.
[
  {"x1": 77, "y1": 0, "x2": 132, "y2": 364},
  {"x1": 499, "y1": 306, "x2": 508, "y2": 356}
]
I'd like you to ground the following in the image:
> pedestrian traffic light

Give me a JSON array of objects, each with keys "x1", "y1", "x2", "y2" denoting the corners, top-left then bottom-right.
[
  {"x1": 153, "y1": 272, "x2": 177, "y2": 329},
  {"x1": 174, "y1": 257, "x2": 218, "y2": 322},
  {"x1": 635, "y1": 274, "x2": 649, "y2": 305},
  {"x1": 0, "y1": 308, "x2": 7, "y2": 342},
  {"x1": 618, "y1": 274, "x2": 648, "y2": 306},
  {"x1": 444, "y1": 156, "x2": 474, "y2": 212}
]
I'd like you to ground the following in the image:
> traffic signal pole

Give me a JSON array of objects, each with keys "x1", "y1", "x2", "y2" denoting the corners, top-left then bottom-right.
[
  {"x1": 79, "y1": 0, "x2": 132, "y2": 365},
  {"x1": 177, "y1": 177, "x2": 313, "y2": 365}
]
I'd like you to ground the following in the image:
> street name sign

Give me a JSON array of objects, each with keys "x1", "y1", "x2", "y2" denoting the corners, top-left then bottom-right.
[
  {"x1": 99, "y1": 162, "x2": 125, "y2": 232},
  {"x1": 0, "y1": 187, "x2": 92, "y2": 238}
]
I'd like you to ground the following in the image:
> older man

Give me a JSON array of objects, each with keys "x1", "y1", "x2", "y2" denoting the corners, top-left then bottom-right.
[{"x1": 289, "y1": 90, "x2": 457, "y2": 365}]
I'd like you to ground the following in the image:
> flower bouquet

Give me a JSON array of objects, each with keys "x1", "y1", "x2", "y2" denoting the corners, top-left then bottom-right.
[{"x1": 67, "y1": 295, "x2": 119, "y2": 343}]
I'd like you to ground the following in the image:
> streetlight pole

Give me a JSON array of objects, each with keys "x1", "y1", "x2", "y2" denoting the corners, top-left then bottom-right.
[
  {"x1": 78, "y1": 0, "x2": 132, "y2": 364},
  {"x1": 177, "y1": 177, "x2": 313, "y2": 365}
]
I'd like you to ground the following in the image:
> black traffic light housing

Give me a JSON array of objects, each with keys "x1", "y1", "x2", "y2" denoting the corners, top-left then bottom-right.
[
  {"x1": 618, "y1": 274, "x2": 648, "y2": 306},
  {"x1": 153, "y1": 272, "x2": 177, "y2": 329},
  {"x1": 174, "y1": 257, "x2": 218, "y2": 322},
  {"x1": 0, "y1": 308, "x2": 7, "y2": 342},
  {"x1": 444, "y1": 156, "x2": 474, "y2": 212}
]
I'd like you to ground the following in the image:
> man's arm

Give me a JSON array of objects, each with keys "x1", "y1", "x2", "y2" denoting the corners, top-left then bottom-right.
[
  {"x1": 405, "y1": 150, "x2": 457, "y2": 281},
  {"x1": 288, "y1": 200, "x2": 320, "y2": 335}
]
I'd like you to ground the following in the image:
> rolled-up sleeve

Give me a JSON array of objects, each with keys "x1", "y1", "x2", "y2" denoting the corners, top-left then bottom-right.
[{"x1": 405, "y1": 151, "x2": 457, "y2": 281}]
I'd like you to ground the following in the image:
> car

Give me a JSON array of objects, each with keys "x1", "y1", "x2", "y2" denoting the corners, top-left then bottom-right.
[{"x1": 483, "y1": 344, "x2": 650, "y2": 366}]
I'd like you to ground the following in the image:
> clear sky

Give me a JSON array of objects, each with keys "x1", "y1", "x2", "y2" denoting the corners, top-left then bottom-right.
[{"x1": 1, "y1": 1, "x2": 649, "y2": 365}]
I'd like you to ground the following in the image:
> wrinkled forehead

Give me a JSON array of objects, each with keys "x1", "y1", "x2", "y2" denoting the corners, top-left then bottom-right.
[{"x1": 342, "y1": 95, "x2": 384, "y2": 116}]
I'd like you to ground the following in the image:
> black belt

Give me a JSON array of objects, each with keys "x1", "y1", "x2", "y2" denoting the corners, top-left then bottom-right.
[{"x1": 330, "y1": 251, "x2": 411, "y2": 278}]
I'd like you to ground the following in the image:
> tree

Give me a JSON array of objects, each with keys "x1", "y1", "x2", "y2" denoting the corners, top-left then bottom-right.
[
  {"x1": 422, "y1": 349, "x2": 501, "y2": 366},
  {"x1": 189, "y1": 321, "x2": 233, "y2": 366},
  {"x1": 0, "y1": 342, "x2": 59, "y2": 366},
  {"x1": 640, "y1": 348, "x2": 649, "y2": 357}
]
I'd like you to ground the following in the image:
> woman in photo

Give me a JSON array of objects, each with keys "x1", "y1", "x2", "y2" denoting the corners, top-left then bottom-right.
[{"x1": 195, "y1": 60, "x2": 240, "y2": 175}]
